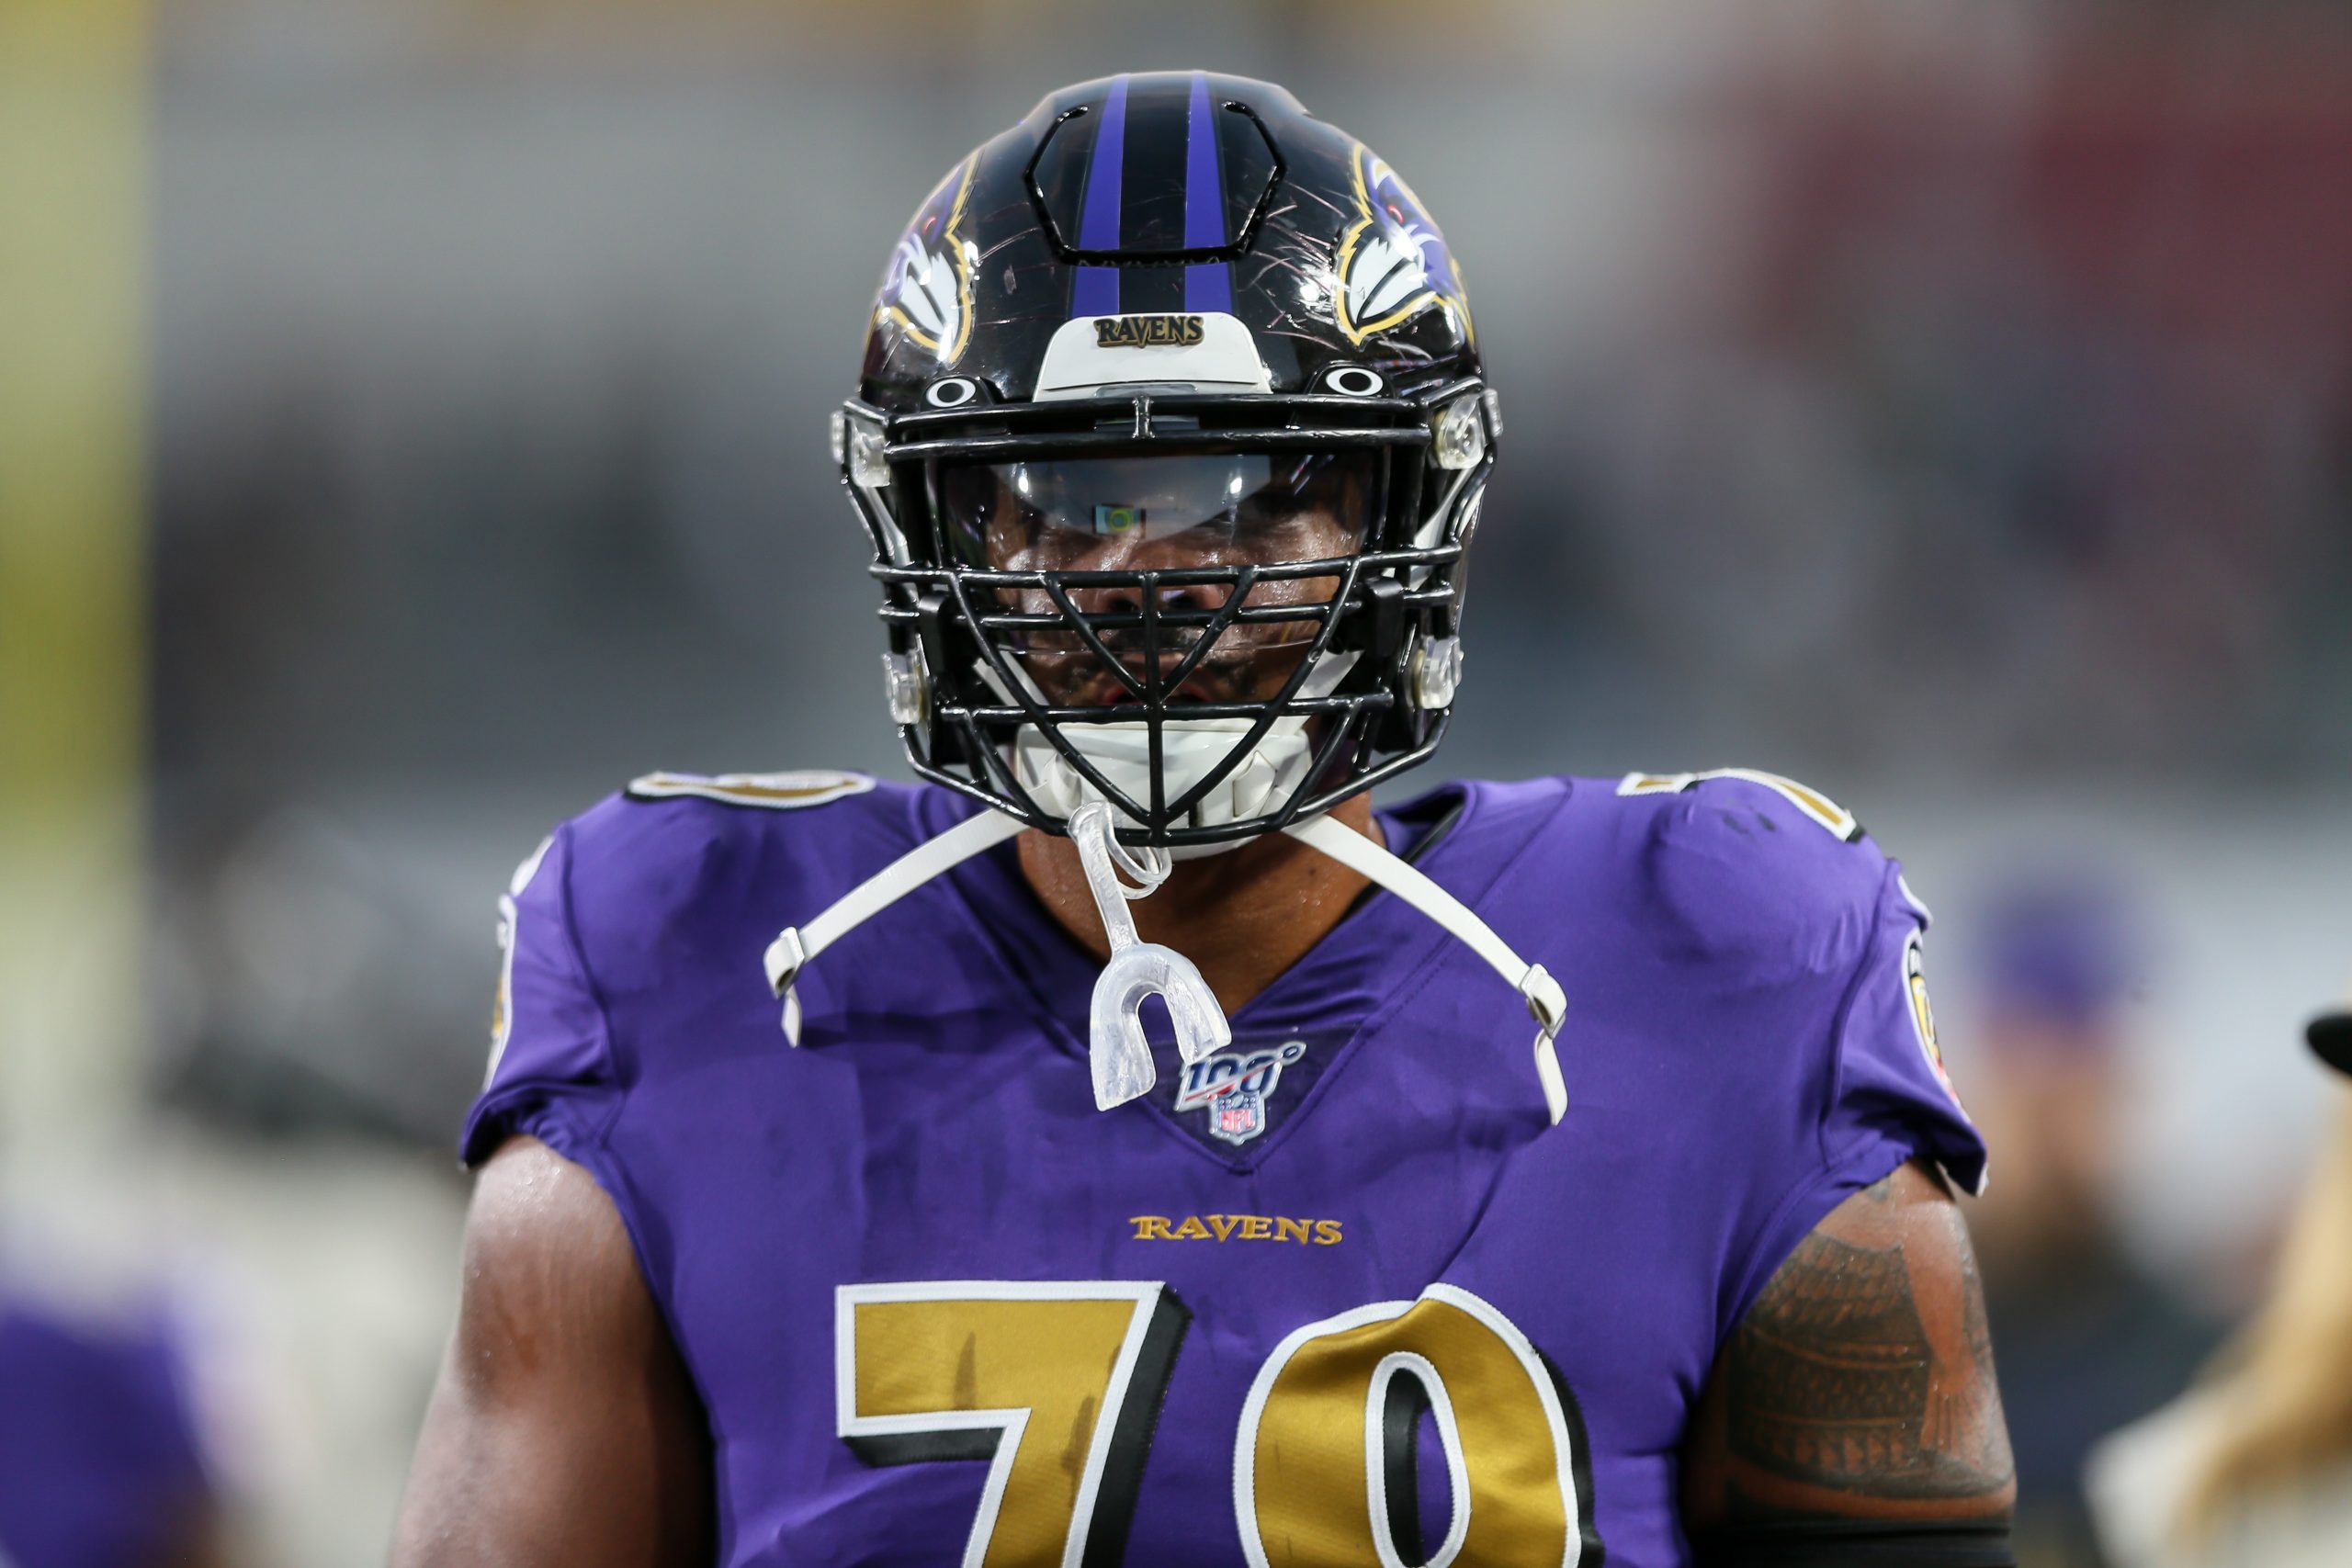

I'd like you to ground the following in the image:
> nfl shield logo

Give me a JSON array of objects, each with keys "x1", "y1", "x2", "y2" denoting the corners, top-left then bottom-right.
[
  {"x1": 1173, "y1": 1041, "x2": 1306, "y2": 1148},
  {"x1": 1212, "y1": 1088, "x2": 1265, "y2": 1145}
]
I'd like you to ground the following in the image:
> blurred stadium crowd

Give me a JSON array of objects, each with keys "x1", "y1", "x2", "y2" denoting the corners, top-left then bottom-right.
[{"x1": 2, "y1": 0, "x2": 2347, "y2": 1563}]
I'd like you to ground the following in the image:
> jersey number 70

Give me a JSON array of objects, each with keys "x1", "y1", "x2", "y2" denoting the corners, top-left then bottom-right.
[{"x1": 837, "y1": 1280, "x2": 1600, "y2": 1568}]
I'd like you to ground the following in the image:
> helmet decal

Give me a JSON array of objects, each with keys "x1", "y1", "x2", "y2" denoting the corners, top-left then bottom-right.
[
  {"x1": 1335, "y1": 144, "x2": 1474, "y2": 347},
  {"x1": 876, "y1": 153, "x2": 978, "y2": 367}
]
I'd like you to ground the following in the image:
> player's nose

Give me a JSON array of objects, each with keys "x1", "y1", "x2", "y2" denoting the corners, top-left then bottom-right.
[
  {"x1": 1060, "y1": 536, "x2": 1234, "y2": 620},
  {"x1": 1064, "y1": 577, "x2": 1229, "y2": 623}
]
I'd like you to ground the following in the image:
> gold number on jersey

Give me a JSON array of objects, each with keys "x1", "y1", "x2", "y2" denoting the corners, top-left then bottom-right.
[
  {"x1": 835, "y1": 1281, "x2": 1187, "y2": 1568},
  {"x1": 1618, "y1": 768, "x2": 1862, "y2": 841},
  {"x1": 1236, "y1": 1283, "x2": 1592, "y2": 1568}
]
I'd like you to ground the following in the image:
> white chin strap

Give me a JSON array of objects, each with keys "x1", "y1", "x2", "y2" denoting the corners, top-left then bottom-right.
[
  {"x1": 1284, "y1": 816, "x2": 1569, "y2": 1122},
  {"x1": 762, "y1": 806, "x2": 1569, "y2": 1127}
]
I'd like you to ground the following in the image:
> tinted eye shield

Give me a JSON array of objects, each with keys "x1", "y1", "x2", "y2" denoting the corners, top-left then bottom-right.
[
  {"x1": 939, "y1": 451, "x2": 1376, "y2": 569},
  {"x1": 860, "y1": 389, "x2": 1464, "y2": 702},
  {"x1": 847, "y1": 382, "x2": 1465, "y2": 559}
]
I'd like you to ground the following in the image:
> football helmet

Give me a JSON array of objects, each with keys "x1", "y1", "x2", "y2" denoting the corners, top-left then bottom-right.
[{"x1": 835, "y1": 72, "x2": 1497, "y2": 850}]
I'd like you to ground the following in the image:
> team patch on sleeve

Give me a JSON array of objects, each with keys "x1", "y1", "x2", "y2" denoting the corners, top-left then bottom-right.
[
  {"x1": 1904, "y1": 928, "x2": 1966, "y2": 1114},
  {"x1": 625, "y1": 770, "x2": 876, "y2": 810},
  {"x1": 485, "y1": 834, "x2": 553, "y2": 1089}
]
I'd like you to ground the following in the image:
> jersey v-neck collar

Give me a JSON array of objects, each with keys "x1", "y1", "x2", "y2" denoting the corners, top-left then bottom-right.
[{"x1": 906, "y1": 780, "x2": 1562, "y2": 1171}]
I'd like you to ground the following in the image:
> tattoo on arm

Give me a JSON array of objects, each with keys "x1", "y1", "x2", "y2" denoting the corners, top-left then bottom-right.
[
  {"x1": 1729, "y1": 1225, "x2": 1997, "y2": 1495},
  {"x1": 1689, "y1": 1162, "x2": 2016, "y2": 1529}
]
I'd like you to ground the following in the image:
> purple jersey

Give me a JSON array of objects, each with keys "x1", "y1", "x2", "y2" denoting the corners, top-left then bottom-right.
[
  {"x1": 0, "y1": 1293, "x2": 210, "y2": 1568},
  {"x1": 466, "y1": 771, "x2": 1984, "y2": 1568}
]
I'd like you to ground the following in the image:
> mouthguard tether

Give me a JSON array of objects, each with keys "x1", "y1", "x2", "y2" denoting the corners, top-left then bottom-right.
[{"x1": 1067, "y1": 802, "x2": 1232, "y2": 1108}]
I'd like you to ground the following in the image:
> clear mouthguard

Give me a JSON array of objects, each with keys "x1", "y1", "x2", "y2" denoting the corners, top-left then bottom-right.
[{"x1": 1067, "y1": 802, "x2": 1232, "y2": 1108}]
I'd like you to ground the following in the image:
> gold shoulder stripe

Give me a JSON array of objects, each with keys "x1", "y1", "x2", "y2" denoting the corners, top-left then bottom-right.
[
  {"x1": 1617, "y1": 767, "x2": 1862, "y2": 842},
  {"x1": 626, "y1": 770, "x2": 876, "y2": 810}
]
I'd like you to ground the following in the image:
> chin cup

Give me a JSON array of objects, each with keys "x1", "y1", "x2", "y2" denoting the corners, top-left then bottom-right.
[{"x1": 1016, "y1": 718, "x2": 1317, "y2": 858}]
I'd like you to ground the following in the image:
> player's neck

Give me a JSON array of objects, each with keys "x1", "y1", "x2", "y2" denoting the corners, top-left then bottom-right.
[{"x1": 1015, "y1": 794, "x2": 1384, "y2": 1017}]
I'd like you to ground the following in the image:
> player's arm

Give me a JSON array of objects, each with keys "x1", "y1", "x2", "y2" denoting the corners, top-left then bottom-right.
[
  {"x1": 390, "y1": 1136, "x2": 713, "y2": 1568},
  {"x1": 1681, "y1": 1158, "x2": 2017, "y2": 1566}
]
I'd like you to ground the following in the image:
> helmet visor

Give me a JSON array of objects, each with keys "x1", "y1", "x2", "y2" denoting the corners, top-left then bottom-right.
[
  {"x1": 935, "y1": 450, "x2": 1379, "y2": 710},
  {"x1": 938, "y1": 451, "x2": 1376, "y2": 573}
]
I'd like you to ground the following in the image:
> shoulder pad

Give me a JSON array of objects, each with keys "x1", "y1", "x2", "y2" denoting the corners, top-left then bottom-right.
[
  {"x1": 1617, "y1": 769, "x2": 1862, "y2": 842},
  {"x1": 1607, "y1": 767, "x2": 1893, "y2": 975},
  {"x1": 624, "y1": 769, "x2": 876, "y2": 810},
  {"x1": 557, "y1": 773, "x2": 913, "y2": 999}
]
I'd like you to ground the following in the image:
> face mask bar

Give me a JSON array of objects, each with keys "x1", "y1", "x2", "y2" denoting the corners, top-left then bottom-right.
[
  {"x1": 943, "y1": 552, "x2": 1390, "y2": 832},
  {"x1": 835, "y1": 380, "x2": 1496, "y2": 848}
]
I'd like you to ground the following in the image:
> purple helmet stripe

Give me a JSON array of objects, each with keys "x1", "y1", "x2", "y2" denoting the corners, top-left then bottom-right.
[
  {"x1": 1070, "y1": 74, "x2": 1129, "y2": 318},
  {"x1": 1077, "y1": 74, "x2": 1130, "y2": 248},
  {"x1": 1182, "y1": 71, "x2": 1234, "y2": 313},
  {"x1": 1181, "y1": 72, "x2": 1224, "y2": 249},
  {"x1": 1183, "y1": 262, "x2": 1234, "y2": 313}
]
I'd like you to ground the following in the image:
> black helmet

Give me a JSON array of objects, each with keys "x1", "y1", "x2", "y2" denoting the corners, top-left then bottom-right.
[{"x1": 834, "y1": 72, "x2": 1497, "y2": 851}]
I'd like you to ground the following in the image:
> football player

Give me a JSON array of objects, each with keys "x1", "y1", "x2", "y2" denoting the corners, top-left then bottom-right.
[{"x1": 392, "y1": 73, "x2": 2014, "y2": 1567}]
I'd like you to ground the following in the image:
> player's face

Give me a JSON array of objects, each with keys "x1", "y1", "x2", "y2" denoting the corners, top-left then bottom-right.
[{"x1": 937, "y1": 452, "x2": 1374, "y2": 708}]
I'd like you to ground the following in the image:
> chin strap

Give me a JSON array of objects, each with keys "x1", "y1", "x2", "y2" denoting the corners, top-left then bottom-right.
[
  {"x1": 1283, "y1": 815, "x2": 1569, "y2": 1124},
  {"x1": 763, "y1": 807, "x2": 1026, "y2": 1044},
  {"x1": 761, "y1": 805, "x2": 1570, "y2": 1126}
]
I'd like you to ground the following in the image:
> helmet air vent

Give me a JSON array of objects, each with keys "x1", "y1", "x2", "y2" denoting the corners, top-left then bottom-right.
[{"x1": 1026, "y1": 80, "x2": 1283, "y2": 263}]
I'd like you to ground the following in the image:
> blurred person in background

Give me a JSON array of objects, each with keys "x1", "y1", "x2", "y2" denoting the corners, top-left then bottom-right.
[
  {"x1": 1960, "y1": 874, "x2": 2222, "y2": 1567},
  {"x1": 0, "y1": 1263, "x2": 227, "y2": 1568},
  {"x1": 2085, "y1": 1010, "x2": 2352, "y2": 1568}
]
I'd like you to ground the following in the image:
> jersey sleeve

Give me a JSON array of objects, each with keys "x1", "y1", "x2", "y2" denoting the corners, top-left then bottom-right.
[
  {"x1": 1826, "y1": 866, "x2": 1986, "y2": 1199},
  {"x1": 459, "y1": 824, "x2": 620, "y2": 1168},
  {"x1": 1720, "y1": 854, "x2": 1990, "y2": 1333}
]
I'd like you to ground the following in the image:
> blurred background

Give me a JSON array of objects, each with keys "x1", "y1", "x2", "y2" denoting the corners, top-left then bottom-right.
[{"x1": 2, "y1": 0, "x2": 2347, "y2": 1563}]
